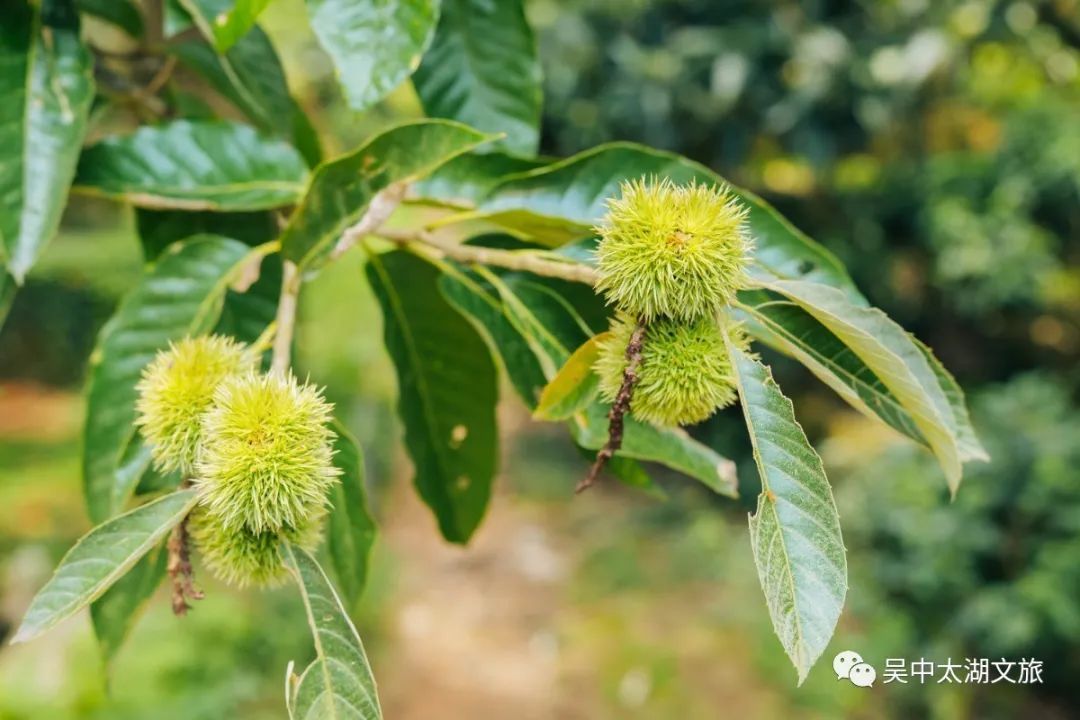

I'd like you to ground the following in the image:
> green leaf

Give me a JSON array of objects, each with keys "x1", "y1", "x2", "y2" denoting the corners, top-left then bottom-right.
[
  {"x1": 534, "y1": 333, "x2": 605, "y2": 421},
  {"x1": 90, "y1": 544, "x2": 167, "y2": 664},
  {"x1": 74, "y1": 120, "x2": 307, "y2": 211},
  {"x1": 438, "y1": 265, "x2": 548, "y2": 407},
  {"x1": 305, "y1": 0, "x2": 437, "y2": 112},
  {"x1": 171, "y1": 0, "x2": 294, "y2": 138},
  {"x1": 727, "y1": 345, "x2": 846, "y2": 685},
  {"x1": 204, "y1": 0, "x2": 271, "y2": 51},
  {"x1": 414, "y1": 152, "x2": 545, "y2": 207},
  {"x1": 0, "y1": 271, "x2": 15, "y2": 331},
  {"x1": 12, "y1": 490, "x2": 198, "y2": 644},
  {"x1": 0, "y1": 0, "x2": 94, "y2": 282},
  {"x1": 280, "y1": 120, "x2": 493, "y2": 271},
  {"x1": 76, "y1": 0, "x2": 143, "y2": 36},
  {"x1": 285, "y1": 545, "x2": 382, "y2": 720},
  {"x1": 326, "y1": 423, "x2": 377, "y2": 606},
  {"x1": 413, "y1": 0, "x2": 541, "y2": 155},
  {"x1": 135, "y1": 209, "x2": 279, "y2": 260},
  {"x1": 468, "y1": 143, "x2": 859, "y2": 296},
  {"x1": 366, "y1": 250, "x2": 497, "y2": 544},
  {"x1": 763, "y1": 278, "x2": 965, "y2": 494},
  {"x1": 83, "y1": 236, "x2": 269, "y2": 523},
  {"x1": 912, "y1": 337, "x2": 988, "y2": 463},
  {"x1": 571, "y1": 403, "x2": 738, "y2": 497}
]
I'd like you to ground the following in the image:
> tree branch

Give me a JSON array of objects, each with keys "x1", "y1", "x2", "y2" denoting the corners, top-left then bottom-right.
[
  {"x1": 576, "y1": 319, "x2": 647, "y2": 493},
  {"x1": 329, "y1": 183, "x2": 408, "y2": 261},
  {"x1": 270, "y1": 260, "x2": 300, "y2": 377},
  {"x1": 167, "y1": 498, "x2": 203, "y2": 616},
  {"x1": 379, "y1": 229, "x2": 599, "y2": 285}
]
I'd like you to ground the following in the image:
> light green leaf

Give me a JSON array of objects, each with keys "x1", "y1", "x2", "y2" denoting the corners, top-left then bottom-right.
[
  {"x1": 12, "y1": 490, "x2": 198, "y2": 644},
  {"x1": 763, "y1": 278, "x2": 965, "y2": 494},
  {"x1": 0, "y1": 0, "x2": 94, "y2": 282},
  {"x1": 74, "y1": 120, "x2": 307, "y2": 211},
  {"x1": 461, "y1": 143, "x2": 860, "y2": 296},
  {"x1": 171, "y1": 0, "x2": 293, "y2": 138},
  {"x1": 413, "y1": 0, "x2": 541, "y2": 155},
  {"x1": 912, "y1": 337, "x2": 988, "y2": 463},
  {"x1": 204, "y1": 0, "x2": 272, "y2": 51},
  {"x1": 83, "y1": 236, "x2": 271, "y2": 522},
  {"x1": 366, "y1": 250, "x2": 498, "y2": 544},
  {"x1": 280, "y1": 120, "x2": 493, "y2": 271},
  {"x1": 90, "y1": 544, "x2": 167, "y2": 664},
  {"x1": 534, "y1": 333, "x2": 606, "y2": 421},
  {"x1": 326, "y1": 423, "x2": 377, "y2": 606},
  {"x1": 285, "y1": 545, "x2": 382, "y2": 720},
  {"x1": 727, "y1": 345, "x2": 846, "y2": 685},
  {"x1": 571, "y1": 403, "x2": 738, "y2": 497},
  {"x1": 77, "y1": 0, "x2": 143, "y2": 36},
  {"x1": 305, "y1": 0, "x2": 437, "y2": 112}
]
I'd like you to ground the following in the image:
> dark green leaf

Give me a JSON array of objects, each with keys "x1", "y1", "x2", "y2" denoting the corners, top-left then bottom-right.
[
  {"x1": 414, "y1": 0, "x2": 541, "y2": 155},
  {"x1": 136, "y1": 209, "x2": 279, "y2": 260},
  {"x1": 0, "y1": 0, "x2": 94, "y2": 282},
  {"x1": 414, "y1": 152, "x2": 545, "y2": 207},
  {"x1": 327, "y1": 423, "x2": 377, "y2": 605},
  {"x1": 470, "y1": 144, "x2": 860, "y2": 296},
  {"x1": 305, "y1": 0, "x2": 437, "y2": 112},
  {"x1": 74, "y1": 120, "x2": 307, "y2": 211},
  {"x1": 76, "y1": 0, "x2": 143, "y2": 36},
  {"x1": 90, "y1": 544, "x2": 167, "y2": 663},
  {"x1": 0, "y1": 271, "x2": 14, "y2": 331},
  {"x1": 366, "y1": 250, "x2": 498, "y2": 544},
  {"x1": 171, "y1": 0, "x2": 294, "y2": 138},
  {"x1": 83, "y1": 236, "x2": 269, "y2": 522},
  {"x1": 727, "y1": 345, "x2": 846, "y2": 685},
  {"x1": 280, "y1": 120, "x2": 493, "y2": 270},
  {"x1": 12, "y1": 490, "x2": 198, "y2": 644}
]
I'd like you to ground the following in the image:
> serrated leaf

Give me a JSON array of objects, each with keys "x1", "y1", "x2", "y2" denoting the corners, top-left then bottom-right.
[
  {"x1": 74, "y1": 120, "x2": 307, "y2": 211},
  {"x1": 413, "y1": 0, "x2": 541, "y2": 155},
  {"x1": 280, "y1": 120, "x2": 493, "y2": 271},
  {"x1": 83, "y1": 236, "x2": 270, "y2": 523},
  {"x1": 534, "y1": 333, "x2": 605, "y2": 421},
  {"x1": 76, "y1": 0, "x2": 143, "y2": 36},
  {"x1": 12, "y1": 490, "x2": 198, "y2": 644},
  {"x1": 912, "y1": 337, "x2": 988, "y2": 463},
  {"x1": 727, "y1": 345, "x2": 846, "y2": 685},
  {"x1": 366, "y1": 250, "x2": 497, "y2": 544},
  {"x1": 0, "y1": 0, "x2": 94, "y2": 282},
  {"x1": 305, "y1": 0, "x2": 437, "y2": 112},
  {"x1": 571, "y1": 403, "x2": 738, "y2": 497},
  {"x1": 171, "y1": 0, "x2": 293, "y2": 138},
  {"x1": 90, "y1": 544, "x2": 167, "y2": 663},
  {"x1": 464, "y1": 143, "x2": 859, "y2": 296},
  {"x1": 327, "y1": 423, "x2": 377, "y2": 606},
  {"x1": 763, "y1": 278, "x2": 966, "y2": 494},
  {"x1": 285, "y1": 545, "x2": 382, "y2": 720}
]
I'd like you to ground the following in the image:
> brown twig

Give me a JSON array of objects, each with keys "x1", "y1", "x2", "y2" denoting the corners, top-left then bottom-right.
[
  {"x1": 167, "y1": 509, "x2": 203, "y2": 616},
  {"x1": 576, "y1": 319, "x2": 647, "y2": 493}
]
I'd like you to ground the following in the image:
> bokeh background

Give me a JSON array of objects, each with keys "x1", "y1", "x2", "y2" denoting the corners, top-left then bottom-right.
[{"x1": 1, "y1": 0, "x2": 1078, "y2": 717}]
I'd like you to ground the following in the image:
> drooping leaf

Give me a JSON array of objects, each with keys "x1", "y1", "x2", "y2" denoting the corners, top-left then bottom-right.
[
  {"x1": 571, "y1": 403, "x2": 738, "y2": 497},
  {"x1": 74, "y1": 120, "x2": 307, "y2": 211},
  {"x1": 413, "y1": 0, "x2": 541, "y2": 155},
  {"x1": 534, "y1": 333, "x2": 605, "y2": 421},
  {"x1": 326, "y1": 423, "x2": 377, "y2": 606},
  {"x1": 305, "y1": 0, "x2": 438, "y2": 112},
  {"x1": 285, "y1": 545, "x2": 382, "y2": 720},
  {"x1": 366, "y1": 250, "x2": 497, "y2": 544},
  {"x1": 413, "y1": 152, "x2": 545, "y2": 207},
  {"x1": 12, "y1": 490, "x2": 198, "y2": 644},
  {"x1": 280, "y1": 120, "x2": 493, "y2": 271},
  {"x1": 912, "y1": 337, "x2": 988, "y2": 463},
  {"x1": 171, "y1": 0, "x2": 294, "y2": 138},
  {"x1": 763, "y1": 278, "x2": 966, "y2": 493},
  {"x1": 76, "y1": 0, "x2": 143, "y2": 36},
  {"x1": 0, "y1": 0, "x2": 94, "y2": 283},
  {"x1": 453, "y1": 143, "x2": 860, "y2": 296},
  {"x1": 727, "y1": 345, "x2": 846, "y2": 685},
  {"x1": 90, "y1": 544, "x2": 167, "y2": 664},
  {"x1": 83, "y1": 236, "x2": 270, "y2": 522}
]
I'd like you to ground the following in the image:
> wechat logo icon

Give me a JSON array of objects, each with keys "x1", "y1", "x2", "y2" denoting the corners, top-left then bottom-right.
[{"x1": 834, "y1": 650, "x2": 876, "y2": 688}]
